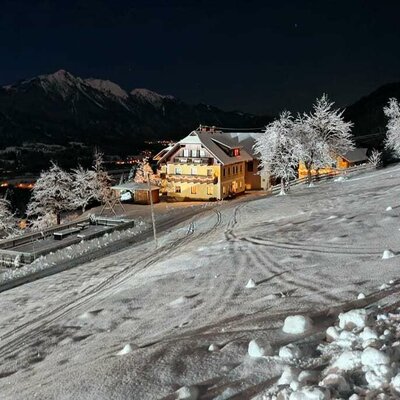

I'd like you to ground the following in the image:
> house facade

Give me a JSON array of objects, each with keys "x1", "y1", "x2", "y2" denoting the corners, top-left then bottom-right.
[{"x1": 156, "y1": 126, "x2": 270, "y2": 201}]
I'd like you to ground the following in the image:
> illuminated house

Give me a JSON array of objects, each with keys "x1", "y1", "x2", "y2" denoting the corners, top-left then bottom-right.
[
  {"x1": 298, "y1": 148, "x2": 369, "y2": 179},
  {"x1": 156, "y1": 126, "x2": 271, "y2": 201}
]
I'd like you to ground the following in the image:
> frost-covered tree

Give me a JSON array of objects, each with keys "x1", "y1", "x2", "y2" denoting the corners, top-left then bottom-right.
[
  {"x1": 384, "y1": 98, "x2": 400, "y2": 156},
  {"x1": 92, "y1": 151, "x2": 112, "y2": 203},
  {"x1": 27, "y1": 162, "x2": 74, "y2": 227},
  {"x1": 134, "y1": 157, "x2": 156, "y2": 184},
  {"x1": 72, "y1": 166, "x2": 98, "y2": 212},
  {"x1": 299, "y1": 94, "x2": 354, "y2": 185},
  {"x1": 254, "y1": 111, "x2": 301, "y2": 195},
  {"x1": 0, "y1": 196, "x2": 17, "y2": 238},
  {"x1": 368, "y1": 149, "x2": 382, "y2": 168}
]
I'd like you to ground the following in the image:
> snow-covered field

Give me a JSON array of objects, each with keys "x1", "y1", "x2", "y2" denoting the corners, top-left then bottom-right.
[{"x1": 1, "y1": 166, "x2": 400, "y2": 399}]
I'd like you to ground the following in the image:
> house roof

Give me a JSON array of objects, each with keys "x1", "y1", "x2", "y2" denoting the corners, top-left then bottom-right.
[
  {"x1": 157, "y1": 130, "x2": 253, "y2": 165},
  {"x1": 341, "y1": 148, "x2": 368, "y2": 163},
  {"x1": 220, "y1": 131, "x2": 263, "y2": 158}
]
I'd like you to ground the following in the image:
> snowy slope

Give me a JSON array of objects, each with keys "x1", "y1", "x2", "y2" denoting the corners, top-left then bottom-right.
[{"x1": 2, "y1": 166, "x2": 400, "y2": 399}]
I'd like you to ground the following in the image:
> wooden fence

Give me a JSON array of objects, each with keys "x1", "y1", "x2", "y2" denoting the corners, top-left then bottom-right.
[{"x1": 270, "y1": 163, "x2": 375, "y2": 194}]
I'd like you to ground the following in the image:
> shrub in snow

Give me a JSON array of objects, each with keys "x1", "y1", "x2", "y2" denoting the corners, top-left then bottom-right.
[
  {"x1": 176, "y1": 386, "x2": 199, "y2": 400},
  {"x1": 382, "y1": 249, "x2": 395, "y2": 260},
  {"x1": 283, "y1": 315, "x2": 313, "y2": 335},
  {"x1": 338, "y1": 309, "x2": 368, "y2": 330},
  {"x1": 245, "y1": 278, "x2": 257, "y2": 289},
  {"x1": 248, "y1": 339, "x2": 273, "y2": 358}
]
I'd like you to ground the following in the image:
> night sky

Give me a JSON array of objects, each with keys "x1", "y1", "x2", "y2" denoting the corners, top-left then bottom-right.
[{"x1": 1, "y1": 0, "x2": 400, "y2": 114}]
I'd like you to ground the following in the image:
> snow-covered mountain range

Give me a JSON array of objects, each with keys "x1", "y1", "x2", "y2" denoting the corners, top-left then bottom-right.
[{"x1": 0, "y1": 70, "x2": 270, "y2": 153}]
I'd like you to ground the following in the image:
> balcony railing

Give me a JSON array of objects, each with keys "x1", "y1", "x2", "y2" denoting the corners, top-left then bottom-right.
[
  {"x1": 166, "y1": 174, "x2": 217, "y2": 184},
  {"x1": 173, "y1": 157, "x2": 213, "y2": 165}
]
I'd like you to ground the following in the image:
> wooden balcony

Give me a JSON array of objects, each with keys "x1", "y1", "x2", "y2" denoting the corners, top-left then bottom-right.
[
  {"x1": 166, "y1": 174, "x2": 217, "y2": 184},
  {"x1": 173, "y1": 156, "x2": 214, "y2": 165}
]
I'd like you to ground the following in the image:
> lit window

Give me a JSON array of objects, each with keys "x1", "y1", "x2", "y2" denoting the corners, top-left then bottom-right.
[
  {"x1": 183, "y1": 149, "x2": 189, "y2": 157},
  {"x1": 175, "y1": 167, "x2": 182, "y2": 175},
  {"x1": 239, "y1": 181, "x2": 242, "y2": 188},
  {"x1": 207, "y1": 186, "x2": 213, "y2": 195},
  {"x1": 207, "y1": 169, "x2": 213, "y2": 177},
  {"x1": 191, "y1": 186, "x2": 197, "y2": 194},
  {"x1": 191, "y1": 167, "x2": 197, "y2": 175},
  {"x1": 233, "y1": 148, "x2": 240, "y2": 156},
  {"x1": 223, "y1": 186, "x2": 226, "y2": 195},
  {"x1": 175, "y1": 186, "x2": 181, "y2": 193},
  {"x1": 200, "y1": 149, "x2": 206, "y2": 157}
]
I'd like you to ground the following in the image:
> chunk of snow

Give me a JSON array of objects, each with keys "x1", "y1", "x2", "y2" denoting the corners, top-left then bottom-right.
[
  {"x1": 379, "y1": 283, "x2": 391, "y2": 290},
  {"x1": 283, "y1": 315, "x2": 313, "y2": 334},
  {"x1": 332, "y1": 350, "x2": 362, "y2": 371},
  {"x1": 117, "y1": 344, "x2": 133, "y2": 355},
  {"x1": 334, "y1": 176, "x2": 347, "y2": 182},
  {"x1": 361, "y1": 347, "x2": 390, "y2": 368},
  {"x1": 245, "y1": 278, "x2": 256, "y2": 289},
  {"x1": 382, "y1": 249, "x2": 395, "y2": 259},
  {"x1": 357, "y1": 293, "x2": 366, "y2": 299},
  {"x1": 386, "y1": 206, "x2": 393, "y2": 211},
  {"x1": 176, "y1": 386, "x2": 199, "y2": 400},
  {"x1": 278, "y1": 366, "x2": 300, "y2": 386},
  {"x1": 289, "y1": 386, "x2": 330, "y2": 400},
  {"x1": 359, "y1": 327, "x2": 378, "y2": 342},
  {"x1": 319, "y1": 373, "x2": 350, "y2": 393},
  {"x1": 208, "y1": 344, "x2": 219, "y2": 352},
  {"x1": 338, "y1": 309, "x2": 368, "y2": 330},
  {"x1": 327, "y1": 215, "x2": 337, "y2": 220},
  {"x1": 365, "y1": 370, "x2": 391, "y2": 389},
  {"x1": 298, "y1": 370, "x2": 319, "y2": 384},
  {"x1": 326, "y1": 326, "x2": 341, "y2": 342},
  {"x1": 391, "y1": 373, "x2": 400, "y2": 392},
  {"x1": 279, "y1": 343, "x2": 303, "y2": 360},
  {"x1": 248, "y1": 339, "x2": 272, "y2": 358}
]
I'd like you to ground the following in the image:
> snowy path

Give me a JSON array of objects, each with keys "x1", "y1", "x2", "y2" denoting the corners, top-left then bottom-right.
[{"x1": 2, "y1": 166, "x2": 400, "y2": 399}]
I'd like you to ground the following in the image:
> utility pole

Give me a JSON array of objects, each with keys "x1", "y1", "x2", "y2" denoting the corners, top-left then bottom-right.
[{"x1": 147, "y1": 173, "x2": 157, "y2": 248}]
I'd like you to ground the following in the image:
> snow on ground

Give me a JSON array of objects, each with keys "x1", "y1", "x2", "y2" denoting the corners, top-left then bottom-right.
[{"x1": 1, "y1": 165, "x2": 400, "y2": 399}]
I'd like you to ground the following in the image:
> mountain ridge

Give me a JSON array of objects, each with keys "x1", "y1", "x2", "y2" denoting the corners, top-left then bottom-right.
[{"x1": 0, "y1": 69, "x2": 271, "y2": 153}]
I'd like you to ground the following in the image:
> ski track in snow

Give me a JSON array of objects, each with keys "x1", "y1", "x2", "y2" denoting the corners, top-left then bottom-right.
[{"x1": 2, "y1": 166, "x2": 400, "y2": 399}]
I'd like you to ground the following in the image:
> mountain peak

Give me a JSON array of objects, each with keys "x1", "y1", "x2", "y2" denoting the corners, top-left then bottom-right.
[
  {"x1": 85, "y1": 78, "x2": 128, "y2": 99},
  {"x1": 131, "y1": 88, "x2": 175, "y2": 106}
]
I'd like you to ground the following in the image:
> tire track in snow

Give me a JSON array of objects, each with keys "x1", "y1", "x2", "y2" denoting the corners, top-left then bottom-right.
[{"x1": 0, "y1": 209, "x2": 220, "y2": 361}]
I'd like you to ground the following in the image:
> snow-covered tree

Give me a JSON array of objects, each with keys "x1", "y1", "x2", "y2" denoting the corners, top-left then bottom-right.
[
  {"x1": 71, "y1": 166, "x2": 98, "y2": 212},
  {"x1": 27, "y1": 162, "x2": 74, "y2": 228},
  {"x1": 0, "y1": 196, "x2": 17, "y2": 238},
  {"x1": 368, "y1": 149, "x2": 382, "y2": 168},
  {"x1": 254, "y1": 111, "x2": 301, "y2": 195},
  {"x1": 92, "y1": 150, "x2": 112, "y2": 203},
  {"x1": 384, "y1": 98, "x2": 400, "y2": 156},
  {"x1": 299, "y1": 94, "x2": 354, "y2": 184},
  {"x1": 134, "y1": 157, "x2": 157, "y2": 184}
]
